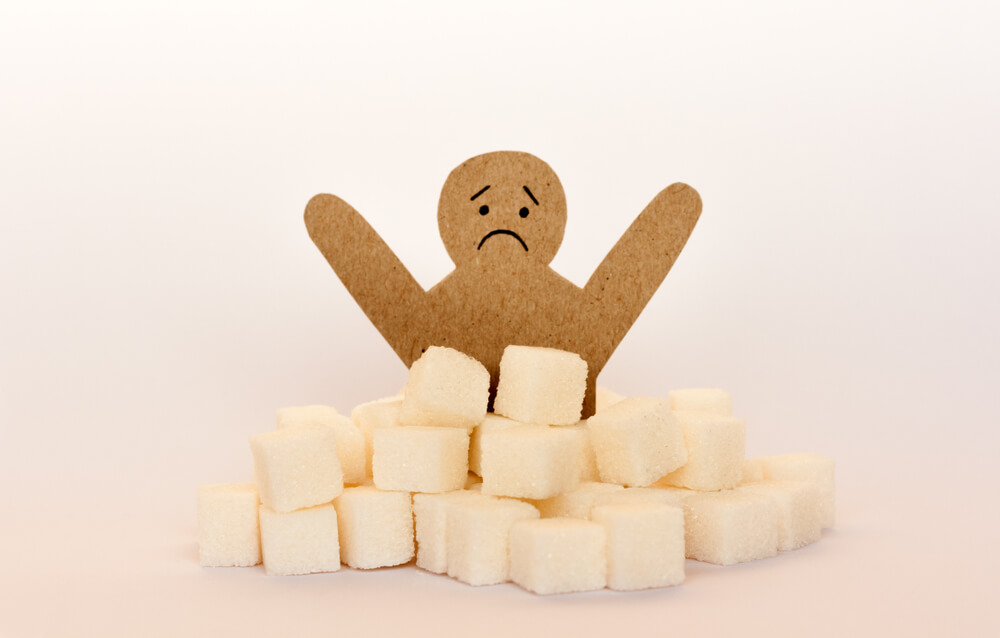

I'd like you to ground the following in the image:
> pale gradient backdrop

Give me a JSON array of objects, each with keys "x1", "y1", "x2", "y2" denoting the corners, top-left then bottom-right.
[{"x1": 1, "y1": 1, "x2": 998, "y2": 636}]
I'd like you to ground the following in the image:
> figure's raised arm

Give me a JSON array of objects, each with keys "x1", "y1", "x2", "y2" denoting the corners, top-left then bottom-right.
[
  {"x1": 582, "y1": 183, "x2": 702, "y2": 369},
  {"x1": 305, "y1": 193, "x2": 427, "y2": 366}
]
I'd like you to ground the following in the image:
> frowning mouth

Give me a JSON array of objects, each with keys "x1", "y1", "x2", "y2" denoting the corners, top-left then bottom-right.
[{"x1": 478, "y1": 229, "x2": 527, "y2": 251}]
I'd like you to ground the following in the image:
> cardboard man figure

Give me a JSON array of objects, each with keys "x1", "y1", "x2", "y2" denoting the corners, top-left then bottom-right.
[{"x1": 305, "y1": 151, "x2": 701, "y2": 417}]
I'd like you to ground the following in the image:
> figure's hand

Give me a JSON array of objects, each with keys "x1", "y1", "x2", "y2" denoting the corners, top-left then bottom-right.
[
  {"x1": 305, "y1": 193, "x2": 352, "y2": 242},
  {"x1": 305, "y1": 194, "x2": 427, "y2": 365}
]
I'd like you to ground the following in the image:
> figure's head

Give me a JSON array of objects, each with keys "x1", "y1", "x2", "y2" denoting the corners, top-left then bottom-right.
[{"x1": 438, "y1": 151, "x2": 567, "y2": 266}]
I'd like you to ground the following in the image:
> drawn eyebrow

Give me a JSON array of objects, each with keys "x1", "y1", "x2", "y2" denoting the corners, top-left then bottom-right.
[
  {"x1": 522, "y1": 185, "x2": 539, "y2": 205},
  {"x1": 470, "y1": 185, "x2": 491, "y2": 201}
]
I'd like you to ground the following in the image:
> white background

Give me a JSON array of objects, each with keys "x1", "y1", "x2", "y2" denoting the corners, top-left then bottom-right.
[{"x1": 1, "y1": 1, "x2": 998, "y2": 636}]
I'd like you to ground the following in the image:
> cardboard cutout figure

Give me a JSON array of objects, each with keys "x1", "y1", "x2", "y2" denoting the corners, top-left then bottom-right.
[{"x1": 305, "y1": 151, "x2": 701, "y2": 417}]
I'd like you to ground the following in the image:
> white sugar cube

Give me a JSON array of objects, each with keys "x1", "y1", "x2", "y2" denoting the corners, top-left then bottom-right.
[
  {"x1": 606, "y1": 486, "x2": 686, "y2": 509},
  {"x1": 330, "y1": 421, "x2": 366, "y2": 486},
  {"x1": 412, "y1": 490, "x2": 489, "y2": 574},
  {"x1": 592, "y1": 503, "x2": 685, "y2": 590},
  {"x1": 197, "y1": 483, "x2": 261, "y2": 567},
  {"x1": 372, "y1": 426, "x2": 470, "y2": 493},
  {"x1": 276, "y1": 406, "x2": 365, "y2": 485},
  {"x1": 533, "y1": 483, "x2": 684, "y2": 519},
  {"x1": 668, "y1": 388, "x2": 733, "y2": 416},
  {"x1": 249, "y1": 427, "x2": 343, "y2": 512},
  {"x1": 758, "y1": 453, "x2": 835, "y2": 529},
  {"x1": 275, "y1": 404, "x2": 339, "y2": 428},
  {"x1": 741, "y1": 457, "x2": 767, "y2": 483},
  {"x1": 533, "y1": 482, "x2": 624, "y2": 519},
  {"x1": 509, "y1": 518, "x2": 607, "y2": 595},
  {"x1": 334, "y1": 486, "x2": 413, "y2": 569},
  {"x1": 586, "y1": 397, "x2": 687, "y2": 487},
  {"x1": 684, "y1": 490, "x2": 778, "y2": 565},
  {"x1": 739, "y1": 480, "x2": 822, "y2": 551},
  {"x1": 562, "y1": 422, "x2": 600, "y2": 482},
  {"x1": 493, "y1": 345, "x2": 588, "y2": 425},
  {"x1": 258, "y1": 503, "x2": 340, "y2": 576},
  {"x1": 595, "y1": 386, "x2": 626, "y2": 412},
  {"x1": 400, "y1": 346, "x2": 490, "y2": 429},
  {"x1": 479, "y1": 425, "x2": 583, "y2": 499},
  {"x1": 351, "y1": 398, "x2": 402, "y2": 477},
  {"x1": 469, "y1": 413, "x2": 522, "y2": 476},
  {"x1": 446, "y1": 496, "x2": 540, "y2": 586},
  {"x1": 647, "y1": 482, "x2": 698, "y2": 503},
  {"x1": 660, "y1": 411, "x2": 746, "y2": 491}
]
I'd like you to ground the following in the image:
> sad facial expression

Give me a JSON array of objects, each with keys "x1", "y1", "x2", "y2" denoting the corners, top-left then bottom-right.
[{"x1": 438, "y1": 152, "x2": 567, "y2": 267}]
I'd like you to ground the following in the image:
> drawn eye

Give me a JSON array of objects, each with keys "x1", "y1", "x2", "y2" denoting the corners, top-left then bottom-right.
[
  {"x1": 519, "y1": 207, "x2": 529, "y2": 218},
  {"x1": 479, "y1": 205, "x2": 489, "y2": 215}
]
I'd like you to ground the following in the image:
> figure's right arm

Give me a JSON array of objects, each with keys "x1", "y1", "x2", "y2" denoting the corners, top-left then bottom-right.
[{"x1": 305, "y1": 193, "x2": 427, "y2": 366}]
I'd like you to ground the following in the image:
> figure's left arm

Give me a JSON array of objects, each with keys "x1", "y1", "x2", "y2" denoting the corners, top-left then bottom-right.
[{"x1": 582, "y1": 183, "x2": 702, "y2": 369}]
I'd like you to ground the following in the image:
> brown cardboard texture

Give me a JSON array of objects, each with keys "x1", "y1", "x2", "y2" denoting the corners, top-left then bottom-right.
[{"x1": 305, "y1": 151, "x2": 701, "y2": 418}]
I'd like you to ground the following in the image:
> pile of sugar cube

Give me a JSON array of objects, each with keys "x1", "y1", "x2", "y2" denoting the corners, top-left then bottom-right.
[{"x1": 198, "y1": 345, "x2": 834, "y2": 594}]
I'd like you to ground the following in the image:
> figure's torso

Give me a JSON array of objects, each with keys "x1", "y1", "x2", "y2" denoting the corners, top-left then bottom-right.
[{"x1": 421, "y1": 258, "x2": 592, "y2": 388}]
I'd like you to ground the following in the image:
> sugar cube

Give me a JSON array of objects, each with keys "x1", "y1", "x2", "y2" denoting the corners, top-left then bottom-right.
[
  {"x1": 277, "y1": 406, "x2": 366, "y2": 485},
  {"x1": 595, "y1": 386, "x2": 626, "y2": 412},
  {"x1": 586, "y1": 397, "x2": 687, "y2": 486},
  {"x1": 275, "y1": 404, "x2": 339, "y2": 428},
  {"x1": 469, "y1": 413, "x2": 522, "y2": 477},
  {"x1": 660, "y1": 411, "x2": 746, "y2": 491},
  {"x1": 446, "y1": 496, "x2": 540, "y2": 586},
  {"x1": 249, "y1": 427, "x2": 343, "y2": 512},
  {"x1": 532, "y1": 481, "x2": 624, "y2": 519},
  {"x1": 479, "y1": 425, "x2": 583, "y2": 499},
  {"x1": 607, "y1": 486, "x2": 686, "y2": 509},
  {"x1": 758, "y1": 453, "x2": 835, "y2": 528},
  {"x1": 493, "y1": 345, "x2": 588, "y2": 425},
  {"x1": 509, "y1": 518, "x2": 607, "y2": 594},
  {"x1": 533, "y1": 483, "x2": 684, "y2": 519},
  {"x1": 400, "y1": 346, "x2": 490, "y2": 429},
  {"x1": 683, "y1": 490, "x2": 778, "y2": 565},
  {"x1": 562, "y1": 421, "x2": 600, "y2": 482},
  {"x1": 412, "y1": 490, "x2": 489, "y2": 574},
  {"x1": 372, "y1": 426, "x2": 470, "y2": 493},
  {"x1": 592, "y1": 503, "x2": 685, "y2": 590},
  {"x1": 647, "y1": 482, "x2": 698, "y2": 503},
  {"x1": 668, "y1": 388, "x2": 732, "y2": 416},
  {"x1": 739, "y1": 480, "x2": 822, "y2": 551},
  {"x1": 197, "y1": 483, "x2": 261, "y2": 567},
  {"x1": 258, "y1": 503, "x2": 340, "y2": 576},
  {"x1": 351, "y1": 398, "x2": 402, "y2": 477},
  {"x1": 334, "y1": 486, "x2": 413, "y2": 569},
  {"x1": 741, "y1": 457, "x2": 767, "y2": 483}
]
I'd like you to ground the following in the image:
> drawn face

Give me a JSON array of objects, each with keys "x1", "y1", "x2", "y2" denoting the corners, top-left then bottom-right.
[{"x1": 438, "y1": 151, "x2": 567, "y2": 266}]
